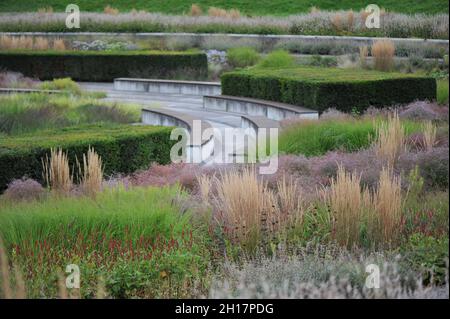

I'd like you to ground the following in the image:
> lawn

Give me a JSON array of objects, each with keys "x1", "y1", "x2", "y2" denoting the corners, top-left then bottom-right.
[{"x1": 0, "y1": 0, "x2": 447, "y2": 14}]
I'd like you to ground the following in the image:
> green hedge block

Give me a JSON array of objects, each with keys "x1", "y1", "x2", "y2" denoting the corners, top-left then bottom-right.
[
  {"x1": 0, "y1": 50, "x2": 208, "y2": 81},
  {"x1": 0, "y1": 124, "x2": 176, "y2": 192},
  {"x1": 221, "y1": 67, "x2": 437, "y2": 113}
]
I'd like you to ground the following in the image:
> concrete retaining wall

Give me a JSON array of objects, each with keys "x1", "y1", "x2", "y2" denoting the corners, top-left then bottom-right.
[
  {"x1": 204, "y1": 95, "x2": 319, "y2": 121},
  {"x1": 115, "y1": 78, "x2": 221, "y2": 96},
  {"x1": 141, "y1": 108, "x2": 214, "y2": 163}
]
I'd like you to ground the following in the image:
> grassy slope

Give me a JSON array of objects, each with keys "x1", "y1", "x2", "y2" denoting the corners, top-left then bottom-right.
[{"x1": 0, "y1": 0, "x2": 448, "y2": 15}]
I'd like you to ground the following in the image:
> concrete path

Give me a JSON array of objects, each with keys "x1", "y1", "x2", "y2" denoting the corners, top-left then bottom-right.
[{"x1": 79, "y1": 82, "x2": 250, "y2": 164}]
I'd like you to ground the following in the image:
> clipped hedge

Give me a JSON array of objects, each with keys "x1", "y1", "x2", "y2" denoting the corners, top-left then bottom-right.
[
  {"x1": 0, "y1": 124, "x2": 177, "y2": 192},
  {"x1": 221, "y1": 67, "x2": 437, "y2": 113},
  {"x1": 0, "y1": 50, "x2": 208, "y2": 81}
]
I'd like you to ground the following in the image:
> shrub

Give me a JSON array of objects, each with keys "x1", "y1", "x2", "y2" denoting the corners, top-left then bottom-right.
[
  {"x1": 397, "y1": 147, "x2": 449, "y2": 190},
  {"x1": 2, "y1": 178, "x2": 46, "y2": 202},
  {"x1": 0, "y1": 124, "x2": 176, "y2": 192},
  {"x1": 40, "y1": 78, "x2": 81, "y2": 95},
  {"x1": 257, "y1": 50, "x2": 295, "y2": 68},
  {"x1": 0, "y1": 51, "x2": 208, "y2": 81},
  {"x1": 401, "y1": 233, "x2": 449, "y2": 285},
  {"x1": 221, "y1": 67, "x2": 437, "y2": 113},
  {"x1": 226, "y1": 47, "x2": 260, "y2": 68}
]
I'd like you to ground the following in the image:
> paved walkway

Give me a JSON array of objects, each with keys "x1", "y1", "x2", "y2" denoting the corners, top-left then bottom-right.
[{"x1": 79, "y1": 82, "x2": 249, "y2": 164}]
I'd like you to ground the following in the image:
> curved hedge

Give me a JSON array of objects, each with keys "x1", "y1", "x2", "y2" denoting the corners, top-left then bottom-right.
[
  {"x1": 0, "y1": 50, "x2": 208, "y2": 81},
  {"x1": 0, "y1": 124, "x2": 177, "y2": 192},
  {"x1": 221, "y1": 67, "x2": 437, "y2": 113}
]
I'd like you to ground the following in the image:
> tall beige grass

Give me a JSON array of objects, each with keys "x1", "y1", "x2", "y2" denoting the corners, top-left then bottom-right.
[
  {"x1": 42, "y1": 148, "x2": 73, "y2": 194},
  {"x1": 208, "y1": 7, "x2": 241, "y2": 19},
  {"x1": 371, "y1": 39, "x2": 395, "y2": 71},
  {"x1": 0, "y1": 35, "x2": 66, "y2": 51},
  {"x1": 371, "y1": 166, "x2": 403, "y2": 244},
  {"x1": 197, "y1": 174, "x2": 213, "y2": 203},
  {"x1": 422, "y1": 121, "x2": 437, "y2": 151},
  {"x1": 212, "y1": 169, "x2": 303, "y2": 248},
  {"x1": 325, "y1": 165, "x2": 404, "y2": 247},
  {"x1": 53, "y1": 39, "x2": 66, "y2": 51},
  {"x1": 78, "y1": 147, "x2": 103, "y2": 197},
  {"x1": 104, "y1": 5, "x2": 120, "y2": 15},
  {"x1": 34, "y1": 37, "x2": 49, "y2": 50},
  {"x1": 359, "y1": 46, "x2": 369, "y2": 68},
  {"x1": 325, "y1": 165, "x2": 371, "y2": 247},
  {"x1": 374, "y1": 112, "x2": 405, "y2": 165},
  {"x1": 190, "y1": 4, "x2": 203, "y2": 16}
]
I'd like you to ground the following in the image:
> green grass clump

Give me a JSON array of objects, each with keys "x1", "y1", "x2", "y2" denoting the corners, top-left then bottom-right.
[
  {"x1": 257, "y1": 50, "x2": 295, "y2": 68},
  {"x1": 0, "y1": 185, "x2": 213, "y2": 298},
  {"x1": 39, "y1": 77, "x2": 82, "y2": 95},
  {"x1": 0, "y1": 0, "x2": 446, "y2": 15},
  {"x1": 227, "y1": 47, "x2": 260, "y2": 69},
  {"x1": 279, "y1": 119, "x2": 422, "y2": 157},
  {"x1": 0, "y1": 93, "x2": 140, "y2": 135}
]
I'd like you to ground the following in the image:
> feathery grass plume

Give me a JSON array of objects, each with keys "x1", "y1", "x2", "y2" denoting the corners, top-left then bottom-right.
[
  {"x1": 374, "y1": 112, "x2": 405, "y2": 165},
  {"x1": 214, "y1": 167, "x2": 266, "y2": 246},
  {"x1": 371, "y1": 166, "x2": 403, "y2": 245},
  {"x1": 0, "y1": 35, "x2": 13, "y2": 49},
  {"x1": 208, "y1": 7, "x2": 228, "y2": 18},
  {"x1": 190, "y1": 4, "x2": 203, "y2": 16},
  {"x1": 422, "y1": 121, "x2": 437, "y2": 151},
  {"x1": 52, "y1": 38, "x2": 66, "y2": 51},
  {"x1": 331, "y1": 13, "x2": 343, "y2": 32},
  {"x1": 104, "y1": 5, "x2": 119, "y2": 15},
  {"x1": 325, "y1": 165, "x2": 371, "y2": 247},
  {"x1": 228, "y1": 9, "x2": 241, "y2": 19},
  {"x1": 78, "y1": 147, "x2": 103, "y2": 198},
  {"x1": 359, "y1": 46, "x2": 369, "y2": 68},
  {"x1": 276, "y1": 175, "x2": 304, "y2": 227},
  {"x1": 33, "y1": 37, "x2": 49, "y2": 50},
  {"x1": 346, "y1": 10, "x2": 355, "y2": 31},
  {"x1": 197, "y1": 174, "x2": 213, "y2": 203},
  {"x1": 372, "y1": 39, "x2": 395, "y2": 71},
  {"x1": 42, "y1": 148, "x2": 73, "y2": 194}
]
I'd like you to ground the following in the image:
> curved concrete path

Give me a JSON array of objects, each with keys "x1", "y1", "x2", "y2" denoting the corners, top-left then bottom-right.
[{"x1": 79, "y1": 82, "x2": 254, "y2": 164}]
